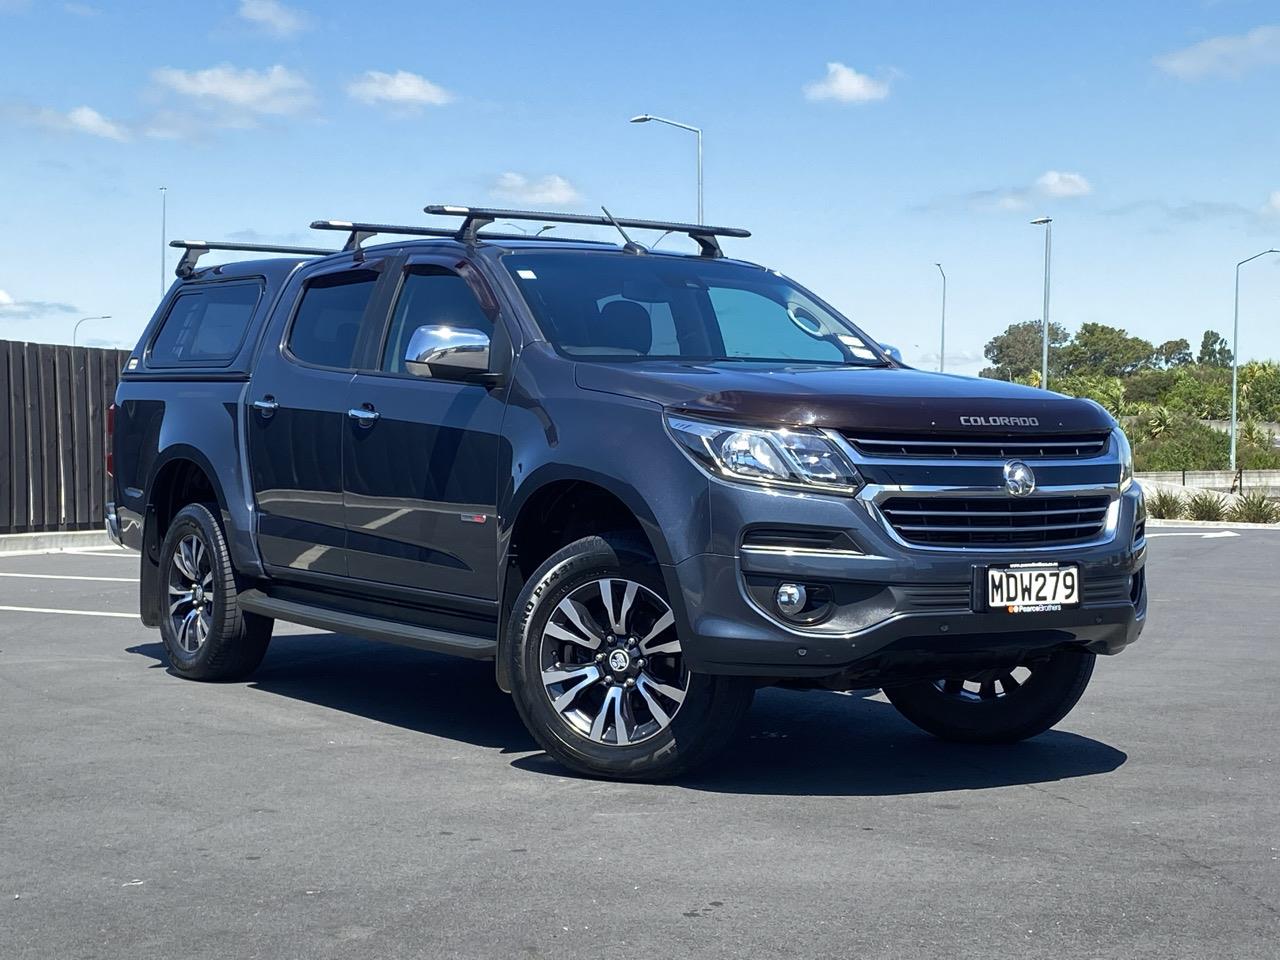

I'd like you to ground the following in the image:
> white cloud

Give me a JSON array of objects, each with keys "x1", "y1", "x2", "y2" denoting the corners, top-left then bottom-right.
[
  {"x1": 490, "y1": 173, "x2": 581, "y2": 206},
  {"x1": 803, "y1": 62, "x2": 890, "y2": 103},
  {"x1": 0, "y1": 293, "x2": 77, "y2": 319},
  {"x1": 1036, "y1": 170, "x2": 1092, "y2": 198},
  {"x1": 1263, "y1": 191, "x2": 1280, "y2": 216},
  {"x1": 1155, "y1": 24, "x2": 1280, "y2": 79},
  {"x1": 66, "y1": 105, "x2": 129, "y2": 140},
  {"x1": 347, "y1": 70, "x2": 453, "y2": 109},
  {"x1": 152, "y1": 64, "x2": 312, "y2": 118},
  {"x1": 238, "y1": 0, "x2": 305, "y2": 36},
  {"x1": 31, "y1": 104, "x2": 130, "y2": 140}
]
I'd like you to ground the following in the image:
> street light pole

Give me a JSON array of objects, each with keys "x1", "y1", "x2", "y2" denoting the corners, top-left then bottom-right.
[
  {"x1": 629, "y1": 114, "x2": 703, "y2": 223},
  {"x1": 934, "y1": 263, "x2": 947, "y2": 372},
  {"x1": 1229, "y1": 248, "x2": 1280, "y2": 472},
  {"x1": 73, "y1": 315, "x2": 111, "y2": 347},
  {"x1": 1031, "y1": 217, "x2": 1053, "y2": 389},
  {"x1": 159, "y1": 186, "x2": 167, "y2": 295}
]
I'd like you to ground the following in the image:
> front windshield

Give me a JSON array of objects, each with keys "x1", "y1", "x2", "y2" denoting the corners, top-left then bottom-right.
[{"x1": 502, "y1": 251, "x2": 886, "y2": 365}]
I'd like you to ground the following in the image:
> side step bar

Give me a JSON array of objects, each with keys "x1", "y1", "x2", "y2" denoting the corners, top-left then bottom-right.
[{"x1": 238, "y1": 590, "x2": 497, "y2": 660}]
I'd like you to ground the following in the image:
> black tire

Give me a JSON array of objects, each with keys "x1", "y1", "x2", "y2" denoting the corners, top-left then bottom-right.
[
  {"x1": 508, "y1": 533, "x2": 754, "y2": 781},
  {"x1": 157, "y1": 503, "x2": 273, "y2": 682},
  {"x1": 883, "y1": 649, "x2": 1096, "y2": 744}
]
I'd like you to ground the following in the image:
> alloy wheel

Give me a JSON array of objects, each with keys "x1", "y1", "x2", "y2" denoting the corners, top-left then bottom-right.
[
  {"x1": 539, "y1": 577, "x2": 688, "y2": 746},
  {"x1": 933, "y1": 664, "x2": 1034, "y2": 702},
  {"x1": 168, "y1": 533, "x2": 214, "y2": 654}
]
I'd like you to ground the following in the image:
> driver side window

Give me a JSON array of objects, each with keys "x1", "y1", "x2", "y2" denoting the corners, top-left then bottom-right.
[
  {"x1": 381, "y1": 266, "x2": 493, "y2": 373},
  {"x1": 710, "y1": 287, "x2": 844, "y2": 362}
]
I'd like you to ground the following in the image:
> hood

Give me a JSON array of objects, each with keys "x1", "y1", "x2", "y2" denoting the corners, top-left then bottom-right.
[{"x1": 574, "y1": 361, "x2": 1114, "y2": 435}]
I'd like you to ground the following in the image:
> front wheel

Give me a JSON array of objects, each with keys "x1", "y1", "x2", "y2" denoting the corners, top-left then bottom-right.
[
  {"x1": 883, "y1": 649, "x2": 1096, "y2": 744},
  {"x1": 508, "y1": 534, "x2": 754, "y2": 781}
]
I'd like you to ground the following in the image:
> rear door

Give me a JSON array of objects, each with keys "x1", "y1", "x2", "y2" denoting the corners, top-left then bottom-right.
[
  {"x1": 246, "y1": 260, "x2": 388, "y2": 577},
  {"x1": 343, "y1": 254, "x2": 508, "y2": 600}
]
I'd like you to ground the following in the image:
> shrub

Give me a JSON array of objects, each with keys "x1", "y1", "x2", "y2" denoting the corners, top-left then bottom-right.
[
  {"x1": 1186, "y1": 491, "x2": 1227, "y2": 522},
  {"x1": 1226, "y1": 491, "x2": 1280, "y2": 524},
  {"x1": 1145, "y1": 488, "x2": 1185, "y2": 520},
  {"x1": 1132, "y1": 417, "x2": 1229, "y2": 471}
]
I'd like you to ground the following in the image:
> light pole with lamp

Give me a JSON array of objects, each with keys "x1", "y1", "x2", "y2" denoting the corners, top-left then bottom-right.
[
  {"x1": 499, "y1": 222, "x2": 555, "y2": 236},
  {"x1": 629, "y1": 114, "x2": 703, "y2": 223},
  {"x1": 934, "y1": 263, "x2": 947, "y2": 372},
  {"x1": 1229, "y1": 248, "x2": 1280, "y2": 472},
  {"x1": 159, "y1": 186, "x2": 167, "y2": 295},
  {"x1": 1031, "y1": 217, "x2": 1053, "y2": 389},
  {"x1": 73, "y1": 315, "x2": 111, "y2": 347}
]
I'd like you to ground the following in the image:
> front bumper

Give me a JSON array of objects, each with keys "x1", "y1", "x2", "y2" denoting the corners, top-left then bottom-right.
[{"x1": 663, "y1": 480, "x2": 1147, "y2": 680}]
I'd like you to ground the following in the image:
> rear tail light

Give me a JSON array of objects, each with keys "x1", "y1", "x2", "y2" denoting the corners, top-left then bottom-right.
[{"x1": 106, "y1": 402, "x2": 115, "y2": 478}]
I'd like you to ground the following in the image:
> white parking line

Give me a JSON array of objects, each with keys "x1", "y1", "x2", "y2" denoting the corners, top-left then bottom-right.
[
  {"x1": 0, "y1": 605, "x2": 138, "y2": 619},
  {"x1": 0, "y1": 572, "x2": 138, "y2": 583}
]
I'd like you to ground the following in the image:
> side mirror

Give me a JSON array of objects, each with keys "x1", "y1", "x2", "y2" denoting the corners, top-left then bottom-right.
[{"x1": 404, "y1": 325, "x2": 492, "y2": 382}]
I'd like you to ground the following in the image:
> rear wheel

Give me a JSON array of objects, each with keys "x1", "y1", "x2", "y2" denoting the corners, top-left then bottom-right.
[
  {"x1": 883, "y1": 649, "x2": 1095, "y2": 744},
  {"x1": 508, "y1": 534, "x2": 754, "y2": 780},
  {"x1": 158, "y1": 503, "x2": 272, "y2": 681}
]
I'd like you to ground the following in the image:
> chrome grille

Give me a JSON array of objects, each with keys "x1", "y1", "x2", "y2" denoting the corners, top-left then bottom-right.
[
  {"x1": 848, "y1": 433, "x2": 1109, "y2": 459},
  {"x1": 880, "y1": 495, "x2": 1111, "y2": 547}
]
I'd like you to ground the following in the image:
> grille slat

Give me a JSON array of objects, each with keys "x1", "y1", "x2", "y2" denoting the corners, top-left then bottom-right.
[
  {"x1": 850, "y1": 433, "x2": 1109, "y2": 460},
  {"x1": 881, "y1": 495, "x2": 1111, "y2": 547}
]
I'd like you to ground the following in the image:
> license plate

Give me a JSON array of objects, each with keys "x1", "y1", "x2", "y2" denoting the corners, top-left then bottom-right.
[{"x1": 986, "y1": 563, "x2": 1079, "y2": 613}]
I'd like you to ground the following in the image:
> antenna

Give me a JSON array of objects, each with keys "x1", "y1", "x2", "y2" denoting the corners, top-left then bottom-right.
[{"x1": 600, "y1": 206, "x2": 646, "y2": 255}]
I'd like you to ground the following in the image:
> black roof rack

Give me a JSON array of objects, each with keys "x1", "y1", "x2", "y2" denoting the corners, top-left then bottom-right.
[
  {"x1": 309, "y1": 218, "x2": 614, "y2": 256},
  {"x1": 169, "y1": 239, "x2": 335, "y2": 279},
  {"x1": 423, "y1": 204, "x2": 751, "y2": 258}
]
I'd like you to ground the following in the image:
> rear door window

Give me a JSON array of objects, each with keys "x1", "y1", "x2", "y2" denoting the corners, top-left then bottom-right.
[
  {"x1": 149, "y1": 281, "x2": 262, "y2": 366},
  {"x1": 286, "y1": 270, "x2": 380, "y2": 369}
]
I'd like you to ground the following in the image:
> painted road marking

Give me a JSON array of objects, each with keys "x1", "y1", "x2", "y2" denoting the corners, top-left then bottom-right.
[
  {"x1": 0, "y1": 605, "x2": 139, "y2": 619},
  {"x1": 0, "y1": 572, "x2": 138, "y2": 583},
  {"x1": 1146, "y1": 530, "x2": 1240, "y2": 539}
]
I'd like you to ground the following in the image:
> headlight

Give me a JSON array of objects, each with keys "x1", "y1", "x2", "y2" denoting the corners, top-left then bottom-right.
[
  {"x1": 666, "y1": 415, "x2": 862, "y2": 494},
  {"x1": 1114, "y1": 427, "x2": 1134, "y2": 491}
]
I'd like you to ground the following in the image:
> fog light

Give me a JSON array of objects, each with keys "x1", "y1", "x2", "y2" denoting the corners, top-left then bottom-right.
[{"x1": 776, "y1": 582, "x2": 807, "y2": 617}]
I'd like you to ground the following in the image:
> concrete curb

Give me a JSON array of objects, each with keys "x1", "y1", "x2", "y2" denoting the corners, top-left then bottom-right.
[
  {"x1": 1147, "y1": 518, "x2": 1280, "y2": 530},
  {"x1": 0, "y1": 530, "x2": 117, "y2": 556}
]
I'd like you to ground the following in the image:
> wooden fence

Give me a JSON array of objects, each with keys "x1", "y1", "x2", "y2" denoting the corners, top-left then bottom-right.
[{"x1": 1, "y1": 339, "x2": 130, "y2": 535}]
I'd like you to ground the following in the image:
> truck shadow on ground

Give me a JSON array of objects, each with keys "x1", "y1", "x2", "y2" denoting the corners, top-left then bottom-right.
[{"x1": 128, "y1": 628, "x2": 1127, "y2": 798}]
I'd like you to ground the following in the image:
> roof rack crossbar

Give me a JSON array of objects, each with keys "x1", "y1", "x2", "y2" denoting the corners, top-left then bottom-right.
[
  {"x1": 309, "y1": 219, "x2": 616, "y2": 249},
  {"x1": 169, "y1": 239, "x2": 336, "y2": 278},
  {"x1": 423, "y1": 204, "x2": 749, "y2": 257}
]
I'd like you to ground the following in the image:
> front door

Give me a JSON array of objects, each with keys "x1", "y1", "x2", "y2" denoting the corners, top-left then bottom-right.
[
  {"x1": 343, "y1": 257, "x2": 506, "y2": 601},
  {"x1": 246, "y1": 262, "x2": 386, "y2": 577}
]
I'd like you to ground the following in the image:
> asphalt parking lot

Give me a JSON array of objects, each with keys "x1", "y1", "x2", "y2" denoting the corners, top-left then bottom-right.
[{"x1": 2, "y1": 532, "x2": 1278, "y2": 959}]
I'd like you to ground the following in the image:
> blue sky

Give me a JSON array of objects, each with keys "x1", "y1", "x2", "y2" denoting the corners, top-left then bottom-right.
[{"x1": 2, "y1": 0, "x2": 1279, "y2": 373}]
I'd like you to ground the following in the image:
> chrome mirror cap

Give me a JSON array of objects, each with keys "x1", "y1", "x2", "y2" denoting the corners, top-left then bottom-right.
[{"x1": 404, "y1": 325, "x2": 491, "y2": 380}]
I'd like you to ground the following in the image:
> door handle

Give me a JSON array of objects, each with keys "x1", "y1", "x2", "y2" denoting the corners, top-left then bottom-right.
[
  {"x1": 348, "y1": 406, "x2": 380, "y2": 426},
  {"x1": 252, "y1": 397, "x2": 279, "y2": 416}
]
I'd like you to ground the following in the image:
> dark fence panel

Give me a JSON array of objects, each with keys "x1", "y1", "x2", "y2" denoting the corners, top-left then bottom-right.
[{"x1": 0, "y1": 339, "x2": 131, "y2": 535}]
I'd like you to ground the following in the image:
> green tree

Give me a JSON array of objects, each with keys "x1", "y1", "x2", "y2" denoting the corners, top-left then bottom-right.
[
  {"x1": 1155, "y1": 338, "x2": 1193, "y2": 368},
  {"x1": 1239, "y1": 361, "x2": 1280, "y2": 421},
  {"x1": 1053, "y1": 374, "x2": 1127, "y2": 417},
  {"x1": 1197, "y1": 330, "x2": 1233, "y2": 367},
  {"x1": 1058, "y1": 323, "x2": 1155, "y2": 378},
  {"x1": 979, "y1": 320, "x2": 1070, "y2": 381}
]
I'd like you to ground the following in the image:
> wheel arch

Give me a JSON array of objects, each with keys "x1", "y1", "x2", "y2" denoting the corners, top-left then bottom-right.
[
  {"x1": 139, "y1": 447, "x2": 233, "y2": 628},
  {"x1": 495, "y1": 472, "x2": 673, "y2": 692}
]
